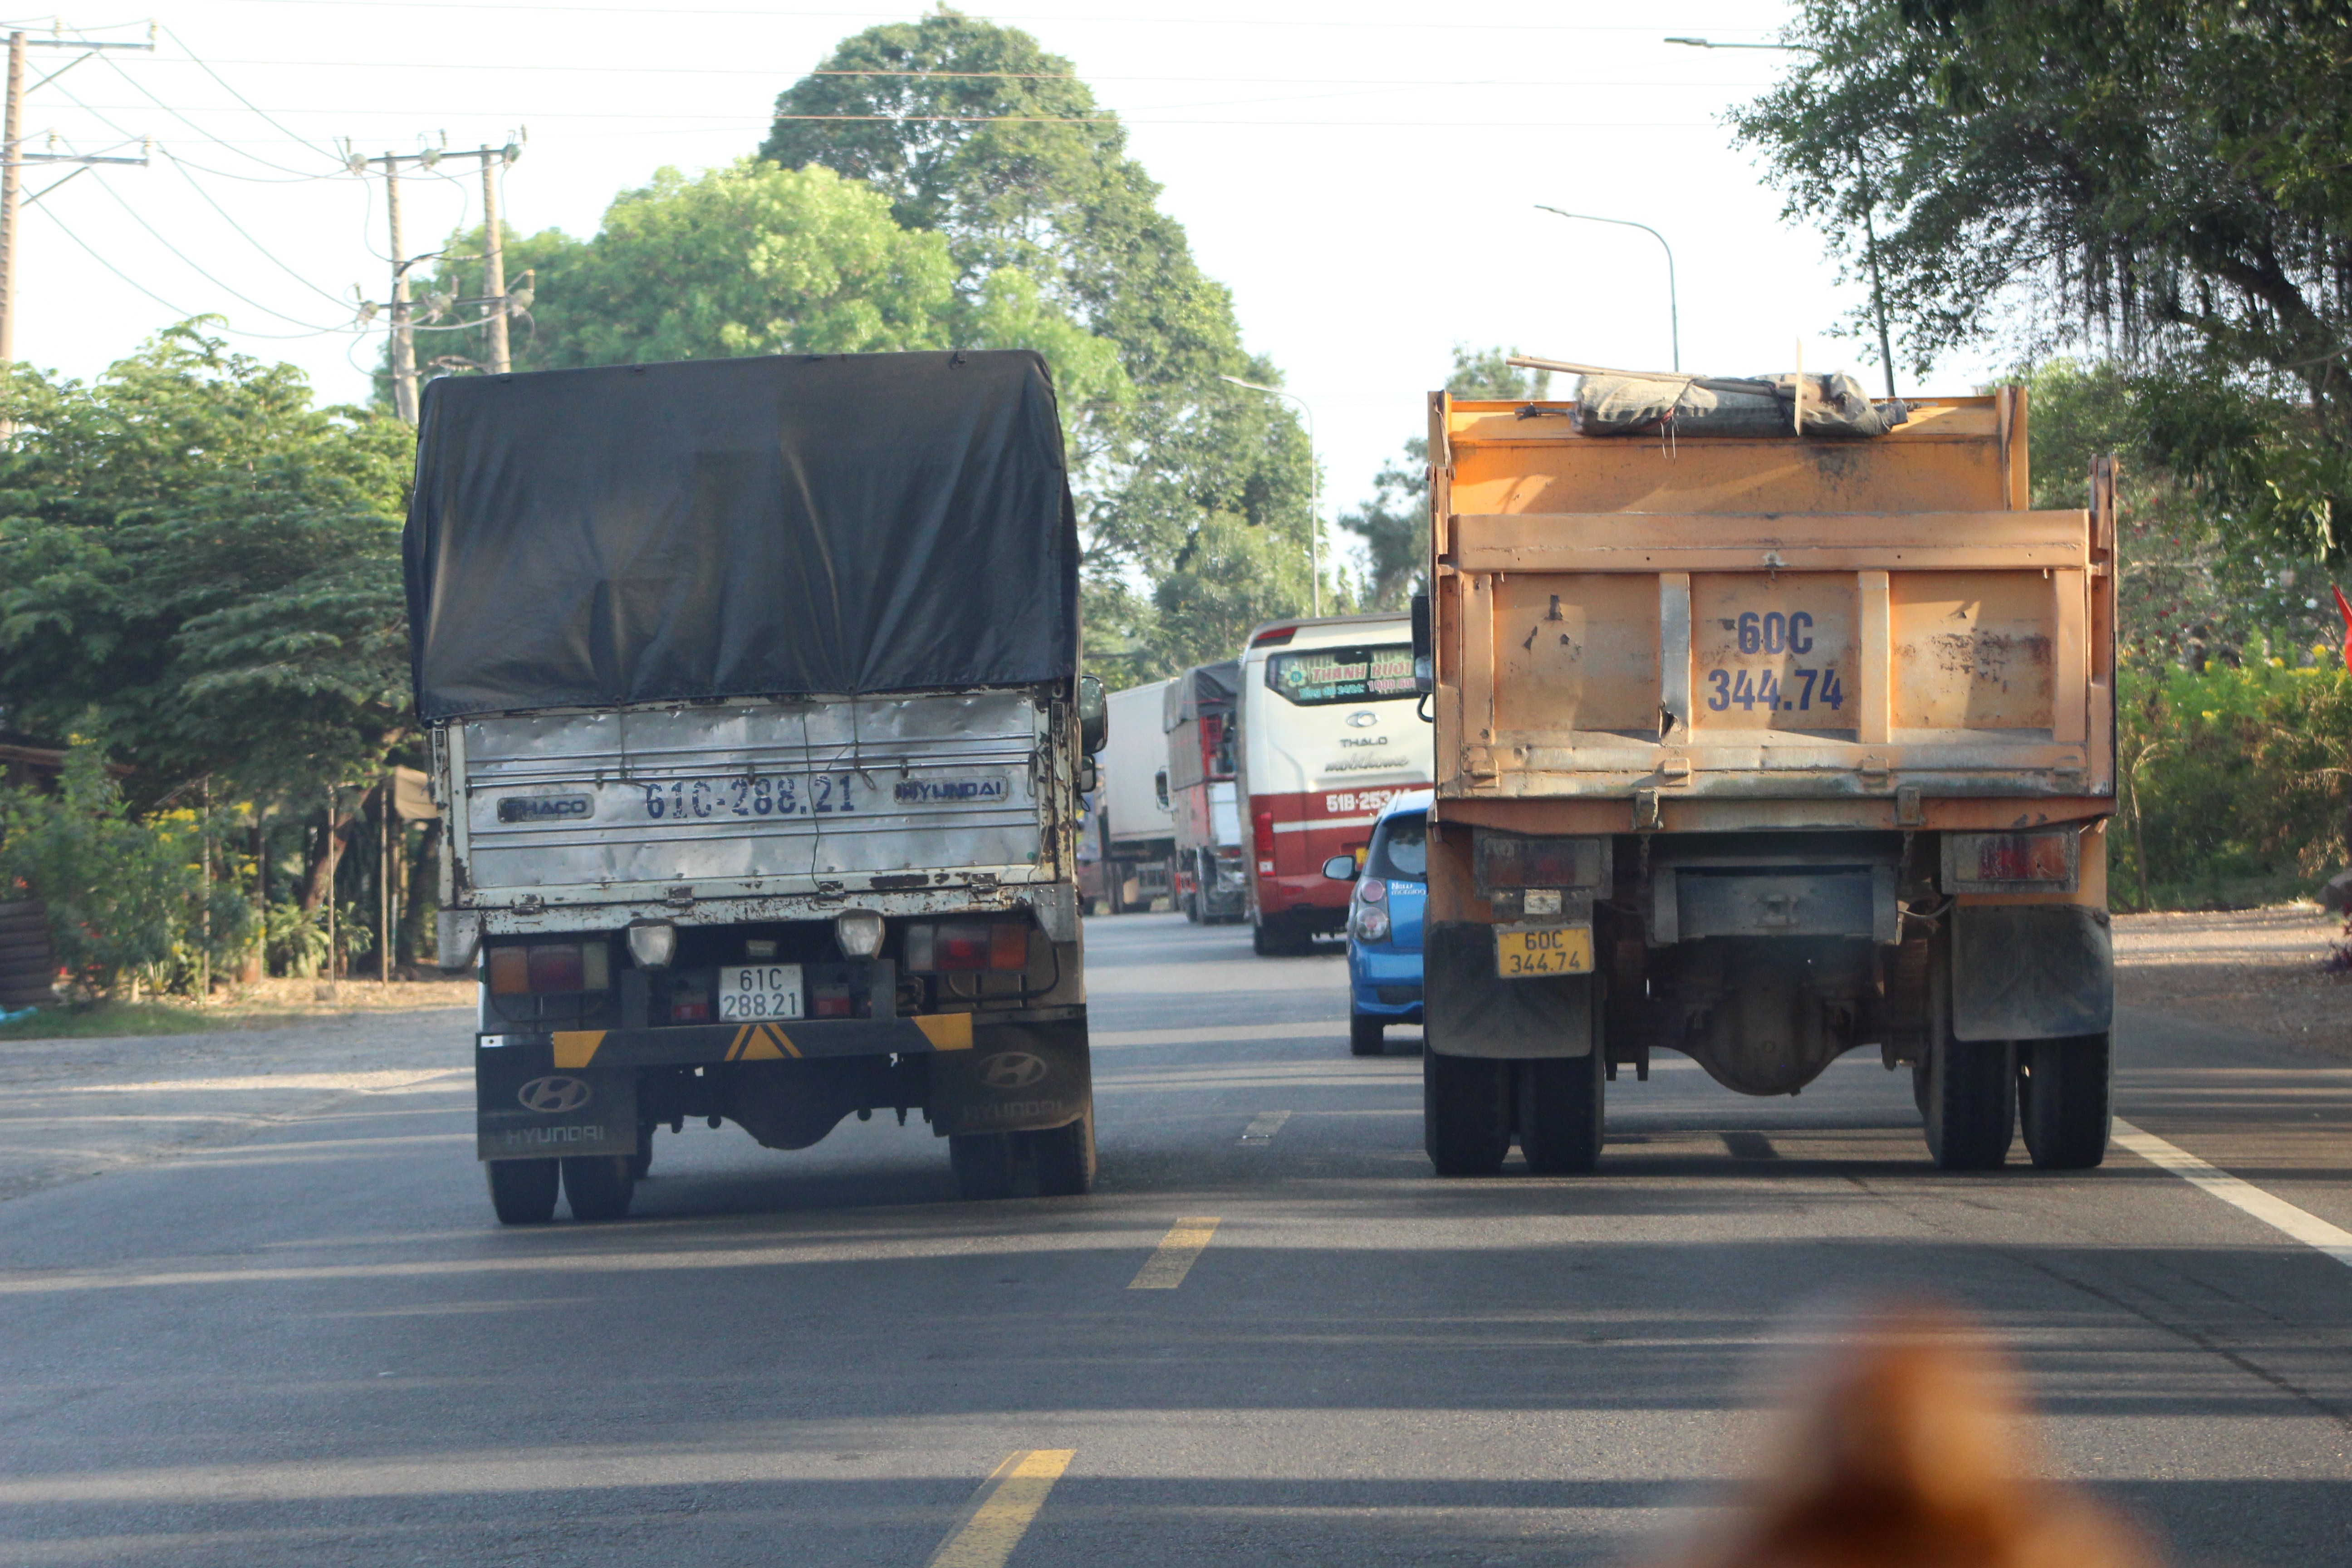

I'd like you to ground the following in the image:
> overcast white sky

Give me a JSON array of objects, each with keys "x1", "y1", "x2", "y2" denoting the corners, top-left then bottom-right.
[{"x1": 5, "y1": 0, "x2": 1999, "y2": 542}]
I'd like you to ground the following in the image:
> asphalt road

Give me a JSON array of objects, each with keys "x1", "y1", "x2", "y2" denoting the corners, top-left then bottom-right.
[{"x1": 2, "y1": 911, "x2": 2348, "y2": 1567}]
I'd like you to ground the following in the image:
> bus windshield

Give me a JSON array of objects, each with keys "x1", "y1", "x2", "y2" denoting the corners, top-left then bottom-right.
[{"x1": 1264, "y1": 644, "x2": 1416, "y2": 706}]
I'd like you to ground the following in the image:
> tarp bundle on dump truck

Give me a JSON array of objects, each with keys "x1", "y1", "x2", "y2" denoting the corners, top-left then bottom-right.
[
  {"x1": 1573, "y1": 368, "x2": 1908, "y2": 439},
  {"x1": 404, "y1": 350, "x2": 1078, "y2": 720}
]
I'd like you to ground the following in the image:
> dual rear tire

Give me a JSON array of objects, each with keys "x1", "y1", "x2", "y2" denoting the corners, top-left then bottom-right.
[
  {"x1": 485, "y1": 1155, "x2": 637, "y2": 1224},
  {"x1": 1916, "y1": 1030, "x2": 2111, "y2": 1171},
  {"x1": 949, "y1": 1110, "x2": 1099, "y2": 1200},
  {"x1": 1423, "y1": 1050, "x2": 1602, "y2": 1176}
]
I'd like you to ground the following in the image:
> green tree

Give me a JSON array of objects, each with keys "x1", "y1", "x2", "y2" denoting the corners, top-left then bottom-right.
[
  {"x1": 0, "y1": 326, "x2": 415, "y2": 806},
  {"x1": 1343, "y1": 348, "x2": 1551, "y2": 608},
  {"x1": 761, "y1": 11, "x2": 1318, "y2": 676},
  {"x1": 1731, "y1": 1, "x2": 2352, "y2": 571}
]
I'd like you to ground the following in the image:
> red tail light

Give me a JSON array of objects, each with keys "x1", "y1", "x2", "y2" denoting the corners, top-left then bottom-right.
[
  {"x1": 1250, "y1": 625, "x2": 1297, "y2": 647},
  {"x1": 1254, "y1": 810, "x2": 1276, "y2": 857},
  {"x1": 488, "y1": 941, "x2": 611, "y2": 995},
  {"x1": 904, "y1": 921, "x2": 1031, "y2": 973},
  {"x1": 1944, "y1": 831, "x2": 2078, "y2": 892}
]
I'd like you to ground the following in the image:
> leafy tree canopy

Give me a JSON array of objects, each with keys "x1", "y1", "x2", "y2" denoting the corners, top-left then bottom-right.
[
  {"x1": 760, "y1": 10, "x2": 1319, "y2": 681},
  {"x1": 0, "y1": 326, "x2": 414, "y2": 804},
  {"x1": 1733, "y1": 0, "x2": 2352, "y2": 569}
]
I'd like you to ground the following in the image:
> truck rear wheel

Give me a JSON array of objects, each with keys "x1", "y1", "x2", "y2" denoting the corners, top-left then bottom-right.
[
  {"x1": 2019, "y1": 1033, "x2": 2112, "y2": 1169},
  {"x1": 486, "y1": 1158, "x2": 559, "y2": 1225},
  {"x1": 1349, "y1": 1013, "x2": 1385, "y2": 1056},
  {"x1": 1424, "y1": 1052, "x2": 1512, "y2": 1176},
  {"x1": 1920, "y1": 1035, "x2": 2016, "y2": 1171},
  {"x1": 950, "y1": 1132, "x2": 1019, "y2": 1200},
  {"x1": 562, "y1": 1155, "x2": 637, "y2": 1220},
  {"x1": 1517, "y1": 1054, "x2": 1603, "y2": 1175},
  {"x1": 1029, "y1": 1111, "x2": 1098, "y2": 1196}
]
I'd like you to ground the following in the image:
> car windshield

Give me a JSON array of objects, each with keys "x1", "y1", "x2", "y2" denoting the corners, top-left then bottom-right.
[{"x1": 1366, "y1": 812, "x2": 1427, "y2": 882}]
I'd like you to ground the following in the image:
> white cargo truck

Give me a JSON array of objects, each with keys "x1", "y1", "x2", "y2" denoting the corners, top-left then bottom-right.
[{"x1": 407, "y1": 351, "x2": 1104, "y2": 1222}]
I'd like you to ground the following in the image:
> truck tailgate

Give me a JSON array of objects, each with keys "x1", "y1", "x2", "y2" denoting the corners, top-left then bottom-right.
[
  {"x1": 451, "y1": 691, "x2": 1044, "y2": 895},
  {"x1": 1432, "y1": 394, "x2": 2116, "y2": 805}
]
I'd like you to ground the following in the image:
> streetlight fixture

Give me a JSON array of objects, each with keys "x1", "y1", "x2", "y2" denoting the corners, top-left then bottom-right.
[
  {"x1": 1218, "y1": 374, "x2": 1322, "y2": 617},
  {"x1": 1534, "y1": 206, "x2": 1679, "y2": 372},
  {"x1": 1666, "y1": 34, "x2": 1900, "y2": 400}
]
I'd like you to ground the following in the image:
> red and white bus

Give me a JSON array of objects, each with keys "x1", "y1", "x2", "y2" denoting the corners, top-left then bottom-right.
[{"x1": 1236, "y1": 613, "x2": 1433, "y2": 954}]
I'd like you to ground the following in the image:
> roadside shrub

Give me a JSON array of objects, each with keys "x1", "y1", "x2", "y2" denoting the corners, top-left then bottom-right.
[
  {"x1": 2116, "y1": 660, "x2": 2352, "y2": 909},
  {"x1": 0, "y1": 739, "x2": 252, "y2": 996}
]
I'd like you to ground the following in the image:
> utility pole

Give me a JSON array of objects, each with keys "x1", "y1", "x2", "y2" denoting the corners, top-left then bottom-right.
[
  {"x1": 0, "y1": 24, "x2": 155, "y2": 369},
  {"x1": 348, "y1": 135, "x2": 524, "y2": 420},
  {"x1": 478, "y1": 145, "x2": 509, "y2": 373}
]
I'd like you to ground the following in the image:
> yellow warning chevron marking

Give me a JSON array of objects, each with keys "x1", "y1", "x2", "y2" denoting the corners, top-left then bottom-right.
[
  {"x1": 915, "y1": 1013, "x2": 974, "y2": 1051},
  {"x1": 738, "y1": 1023, "x2": 798, "y2": 1060},
  {"x1": 551, "y1": 1031, "x2": 604, "y2": 1069},
  {"x1": 724, "y1": 1026, "x2": 750, "y2": 1063}
]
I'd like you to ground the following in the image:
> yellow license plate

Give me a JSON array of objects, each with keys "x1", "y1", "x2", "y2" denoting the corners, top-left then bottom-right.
[{"x1": 1496, "y1": 925, "x2": 1592, "y2": 979}]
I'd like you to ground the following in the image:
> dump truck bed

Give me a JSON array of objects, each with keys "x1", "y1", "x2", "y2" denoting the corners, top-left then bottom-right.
[{"x1": 1428, "y1": 392, "x2": 2116, "y2": 829}]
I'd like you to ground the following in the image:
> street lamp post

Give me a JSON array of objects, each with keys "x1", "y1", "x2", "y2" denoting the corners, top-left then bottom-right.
[
  {"x1": 1666, "y1": 35, "x2": 1899, "y2": 400},
  {"x1": 1534, "y1": 206, "x2": 1679, "y2": 372},
  {"x1": 1218, "y1": 374, "x2": 1322, "y2": 617}
]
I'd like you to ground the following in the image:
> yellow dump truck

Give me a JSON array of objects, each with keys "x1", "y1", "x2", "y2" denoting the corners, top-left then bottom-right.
[{"x1": 1410, "y1": 371, "x2": 2115, "y2": 1176}]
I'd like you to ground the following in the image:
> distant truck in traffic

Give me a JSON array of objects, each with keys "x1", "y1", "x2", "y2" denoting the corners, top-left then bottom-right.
[
  {"x1": 1238, "y1": 613, "x2": 1434, "y2": 955},
  {"x1": 407, "y1": 351, "x2": 1106, "y2": 1222},
  {"x1": 1415, "y1": 368, "x2": 2117, "y2": 1176},
  {"x1": 1091, "y1": 679, "x2": 1176, "y2": 913},
  {"x1": 1163, "y1": 661, "x2": 1248, "y2": 923}
]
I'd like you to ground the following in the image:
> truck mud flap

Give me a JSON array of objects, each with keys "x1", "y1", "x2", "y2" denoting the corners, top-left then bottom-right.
[
  {"x1": 929, "y1": 1019, "x2": 1092, "y2": 1137},
  {"x1": 1423, "y1": 921, "x2": 1594, "y2": 1059},
  {"x1": 476, "y1": 1037, "x2": 638, "y2": 1160},
  {"x1": 1950, "y1": 904, "x2": 2113, "y2": 1042}
]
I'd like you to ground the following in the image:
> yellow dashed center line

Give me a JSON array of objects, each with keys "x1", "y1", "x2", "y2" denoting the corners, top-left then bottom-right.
[
  {"x1": 1127, "y1": 1216, "x2": 1221, "y2": 1289},
  {"x1": 926, "y1": 1448, "x2": 1075, "y2": 1568}
]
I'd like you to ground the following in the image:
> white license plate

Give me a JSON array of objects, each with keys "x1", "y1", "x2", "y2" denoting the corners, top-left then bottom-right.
[{"x1": 718, "y1": 964, "x2": 804, "y2": 1021}]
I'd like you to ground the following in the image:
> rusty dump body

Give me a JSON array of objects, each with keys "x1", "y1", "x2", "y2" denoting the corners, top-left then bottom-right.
[{"x1": 1414, "y1": 387, "x2": 2119, "y2": 1176}]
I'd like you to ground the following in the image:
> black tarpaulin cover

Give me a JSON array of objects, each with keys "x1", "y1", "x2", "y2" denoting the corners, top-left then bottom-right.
[{"x1": 403, "y1": 350, "x2": 1077, "y2": 720}]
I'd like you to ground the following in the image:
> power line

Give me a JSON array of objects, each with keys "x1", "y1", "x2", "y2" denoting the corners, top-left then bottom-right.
[
  {"x1": 83, "y1": 168, "x2": 351, "y2": 331},
  {"x1": 158, "y1": 23, "x2": 339, "y2": 160},
  {"x1": 165, "y1": 61, "x2": 1779, "y2": 86},
  {"x1": 30, "y1": 199, "x2": 348, "y2": 339},
  {"x1": 161, "y1": 145, "x2": 356, "y2": 306}
]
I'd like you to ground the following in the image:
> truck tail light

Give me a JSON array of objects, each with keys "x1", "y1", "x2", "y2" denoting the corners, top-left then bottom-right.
[
  {"x1": 488, "y1": 941, "x2": 611, "y2": 995},
  {"x1": 1944, "y1": 831, "x2": 2078, "y2": 892},
  {"x1": 903, "y1": 921, "x2": 1029, "y2": 973},
  {"x1": 1254, "y1": 810, "x2": 1276, "y2": 858},
  {"x1": 1475, "y1": 832, "x2": 1606, "y2": 891}
]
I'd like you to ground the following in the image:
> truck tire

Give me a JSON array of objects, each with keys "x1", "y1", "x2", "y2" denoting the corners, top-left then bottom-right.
[
  {"x1": 1424, "y1": 1052, "x2": 1512, "y2": 1176},
  {"x1": 561, "y1": 1155, "x2": 637, "y2": 1221},
  {"x1": 2019, "y1": 1033, "x2": 2112, "y2": 1170},
  {"x1": 1517, "y1": 1054, "x2": 1603, "y2": 1175},
  {"x1": 486, "y1": 1158, "x2": 559, "y2": 1225},
  {"x1": 1029, "y1": 1111, "x2": 1097, "y2": 1196},
  {"x1": 950, "y1": 1132, "x2": 1019, "y2": 1200},
  {"x1": 1349, "y1": 1012, "x2": 1385, "y2": 1056}
]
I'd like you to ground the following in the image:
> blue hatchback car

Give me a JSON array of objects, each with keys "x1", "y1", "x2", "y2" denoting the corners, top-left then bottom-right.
[{"x1": 1324, "y1": 789, "x2": 1431, "y2": 1056}]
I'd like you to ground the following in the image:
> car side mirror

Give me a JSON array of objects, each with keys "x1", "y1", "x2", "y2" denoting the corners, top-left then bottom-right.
[
  {"x1": 1154, "y1": 767, "x2": 1170, "y2": 809},
  {"x1": 1410, "y1": 592, "x2": 1434, "y2": 696},
  {"x1": 1322, "y1": 855, "x2": 1359, "y2": 882},
  {"x1": 1078, "y1": 756, "x2": 1099, "y2": 793},
  {"x1": 1078, "y1": 673, "x2": 1108, "y2": 755}
]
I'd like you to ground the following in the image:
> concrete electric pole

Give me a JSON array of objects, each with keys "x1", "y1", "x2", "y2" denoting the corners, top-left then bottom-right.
[
  {"x1": 0, "y1": 24, "x2": 156, "y2": 368},
  {"x1": 349, "y1": 136, "x2": 524, "y2": 421}
]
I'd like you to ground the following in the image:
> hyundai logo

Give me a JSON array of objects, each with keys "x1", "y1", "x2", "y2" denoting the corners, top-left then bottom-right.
[
  {"x1": 978, "y1": 1051, "x2": 1049, "y2": 1090},
  {"x1": 517, "y1": 1075, "x2": 592, "y2": 1114},
  {"x1": 1346, "y1": 710, "x2": 1379, "y2": 728}
]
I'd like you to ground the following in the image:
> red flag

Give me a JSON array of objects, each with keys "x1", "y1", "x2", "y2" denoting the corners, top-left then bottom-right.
[{"x1": 2334, "y1": 585, "x2": 2352, "y2": 670}]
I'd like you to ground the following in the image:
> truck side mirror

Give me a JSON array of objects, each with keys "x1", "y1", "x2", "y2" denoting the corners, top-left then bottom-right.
[
  {"x1": 1078, "y1": 673, "x2": 1108, "y2": 755},
  {"x1": 1154, "y1": 768, "x2": 1170, "y2": 809},
  {"x1": 1322, "y1": 855, "x2": 1360, "y2": 882},
  {"x1": 1411, "y1": 592, "x2": 1434, "y2": 695}
]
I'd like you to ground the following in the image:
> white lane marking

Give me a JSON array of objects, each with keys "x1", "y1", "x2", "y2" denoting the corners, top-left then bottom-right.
[
  {"x1": 1239, "y1": 1111, "x2": 1292, "y2": 1143},
  {"x1": 2113, "y1": 1117, "x2": 2352, "y2": 1269},
  {"x1": 64, "y1": 1070, "x2": 466, "y2": 1095},
  {"x1": 1093, "y1": 1022, "x2": 1345, "y2": 1048}
]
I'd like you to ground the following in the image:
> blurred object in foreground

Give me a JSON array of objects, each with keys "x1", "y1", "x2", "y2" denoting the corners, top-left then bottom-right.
[{"x1": 1650, "y1": 1304, "x2": 2159, "y2": 1568}]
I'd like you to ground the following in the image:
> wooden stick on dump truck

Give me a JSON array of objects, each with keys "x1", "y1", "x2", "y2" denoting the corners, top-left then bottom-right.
[
  {"x1": 404, "y1": 351, "x2": 1103, "y2": 1223},
  {"x1": 1413, "y1": 367, "x2": 2117, "y2": 1176}
]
